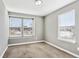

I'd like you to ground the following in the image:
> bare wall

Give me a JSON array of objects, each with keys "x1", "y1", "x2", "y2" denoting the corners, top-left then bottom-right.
[
  {"x1": 0, "y1": 0, "x2": 9, "y2": 57},
  {"x1": 45, "y1": 1, "x2": 79, "y2": 56}
]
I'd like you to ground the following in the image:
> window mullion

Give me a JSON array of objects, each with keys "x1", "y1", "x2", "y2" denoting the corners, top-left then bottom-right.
[{"x1": 21, "y1": 18, "x2": 23, "y2": 38}]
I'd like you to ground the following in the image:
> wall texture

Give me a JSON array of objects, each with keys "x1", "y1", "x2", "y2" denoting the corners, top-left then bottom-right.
[
  {"x1": 0, "y1": 0, "x2": 9, "y2": 57},
  {"x1": 45, "y1": 1, "x2": 79, "y2": 56},
  {"x1": 8, "y1": 12, "x2": 44, "y2": 44}
]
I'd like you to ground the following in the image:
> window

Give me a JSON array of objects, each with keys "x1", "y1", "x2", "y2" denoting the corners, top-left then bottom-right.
[
  {"x1": 9, "y1": 17, "x2": 22, "y2": 37},
  {"x1": 23, "y1": 19, "x2": 33, "y2": 36},
  {"x1": 9, "y1": 17, "x2": 33, "y2": 38},
  {"x1": 58, "y1": 10, "x2": 76, "y2": 43}
]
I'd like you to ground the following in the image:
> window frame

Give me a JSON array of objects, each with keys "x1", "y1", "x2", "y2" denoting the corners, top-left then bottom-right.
[
  {"x1": 9, "y1": 16, "x2": 35, "y2": 38},
  {"x1": 22, "y1": 18, "x2": 34, "y2": 37},
  {"x1": 58, "y1": 9, "x2": 76, "y2": 44}
]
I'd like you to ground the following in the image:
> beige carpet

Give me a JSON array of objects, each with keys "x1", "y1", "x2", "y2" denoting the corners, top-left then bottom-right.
[{"x1": 3, "y1": 42, "x2": 75, "y2": 58}]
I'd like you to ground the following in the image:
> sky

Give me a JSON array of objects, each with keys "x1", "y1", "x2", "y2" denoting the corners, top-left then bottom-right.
[
  {"x1": 58, "y1": 10, "x2": 75, "y2": 26},
  {"x1": 9, "y1": 17, "x2": 32, "y2": 27}
]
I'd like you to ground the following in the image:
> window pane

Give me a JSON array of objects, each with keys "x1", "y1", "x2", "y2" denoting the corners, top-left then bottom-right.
[
  {"x1": 58, "y1": 10, "x2": 75, "y2": 40},
  {"x1": 9, "y1": 17, "x2": 22, "y2": 37},
  {"x1": 23, "y1": 19, "x2": 33, "y2": 36}
]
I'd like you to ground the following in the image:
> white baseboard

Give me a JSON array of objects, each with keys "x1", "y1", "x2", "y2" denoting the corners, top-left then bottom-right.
[
  {"x1": 3, "y1": 40, "x2": 79, "y2": 58},
  {"x1": 8, "y1": 40, "x2": 44, "y2": 46},
  {"x1": 1, "y1": 40, "x2": 44, "y2": 58},
  {"x1": 44, "y1": 41, "x2": 79, "y2": 58},
  {"x1": 0, "y1": 47, "x2": 8, "y2": 58}
]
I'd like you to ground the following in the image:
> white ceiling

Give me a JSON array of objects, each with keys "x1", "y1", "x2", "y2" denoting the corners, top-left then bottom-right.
[{"x1": 3, "y1": 0, "x2": 76, "y2": 16}]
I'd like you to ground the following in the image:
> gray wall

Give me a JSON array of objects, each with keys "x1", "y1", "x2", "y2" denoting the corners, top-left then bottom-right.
[
  {"x1": 8, "y1": 12, "x2": 44, "y2": 44},
  {"x1": 45, "y1": 1, "x2": 79, "y2": 56},
  {"x1": 0, "y1": 0, "x2": 9, "y2": 57}
]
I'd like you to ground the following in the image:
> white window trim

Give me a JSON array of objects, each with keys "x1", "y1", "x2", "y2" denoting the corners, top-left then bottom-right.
[
  {"x1": 9, "y1": 16, "x2": 36, "y2": 39},
  {"x1": 58, "y1": 9, "x2": 76, "y2": 44},
  {"x1": 58, "y1": 37, "x2": 76, "y2": 44}
]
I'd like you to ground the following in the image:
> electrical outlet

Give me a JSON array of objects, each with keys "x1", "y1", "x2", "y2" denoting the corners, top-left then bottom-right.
[{"x1": 77, "y1": 47, "x2": 79, "y2": 51}]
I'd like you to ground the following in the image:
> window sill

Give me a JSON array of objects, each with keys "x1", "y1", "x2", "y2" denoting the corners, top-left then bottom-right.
[
  {"x1": 58, "y1": 38, "x2": 76, "y2": 44},
  {"x1": 9, "y1": 35, "x2": 33, "y2": 39}
]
